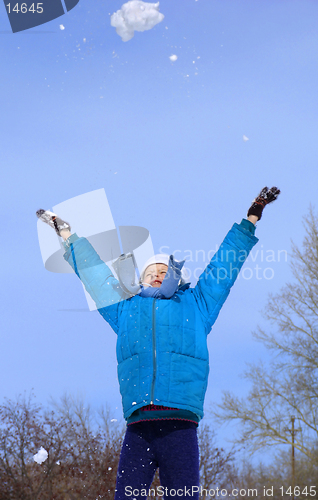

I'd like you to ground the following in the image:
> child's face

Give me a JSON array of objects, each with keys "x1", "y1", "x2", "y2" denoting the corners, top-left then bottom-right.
[{"x1": 143, "y1": 264, "x2": 168, "y2": 288}]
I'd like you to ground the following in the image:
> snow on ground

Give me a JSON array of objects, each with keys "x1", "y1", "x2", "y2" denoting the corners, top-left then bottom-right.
[{"x1": 111, "y1": 1, "x2": 164, "y2": 42}]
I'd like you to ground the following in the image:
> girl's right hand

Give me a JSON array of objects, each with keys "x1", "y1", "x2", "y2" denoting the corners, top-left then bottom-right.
[{"x1": 36, "y1": 209, "x2": 72, "y2": 238}]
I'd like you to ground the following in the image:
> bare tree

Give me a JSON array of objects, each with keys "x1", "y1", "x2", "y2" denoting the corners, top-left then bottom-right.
[
  {"x1": 230, "y1": 447, "x2": 318, "y2": 500},
  {"x1": 198, "y1": 423, "x2": 236, "y2": 491},
  {"x1": 0, "y1": 392, "x2": 67, "y2": 500},
  {"x1": 49, "y1": 394, "x2": 124, "y2": 499},
  {"x1": 0, "y1": 393, "x2": 124, "y2": 499}
]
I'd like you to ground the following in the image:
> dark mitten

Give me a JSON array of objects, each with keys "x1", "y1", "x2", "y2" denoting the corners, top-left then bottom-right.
[
  {"x1": 36, "y1": 209, "x2": 71, "y2": 236},
  {"x1": 247, "y1": 186, "x2": 280, "y2": 221}
]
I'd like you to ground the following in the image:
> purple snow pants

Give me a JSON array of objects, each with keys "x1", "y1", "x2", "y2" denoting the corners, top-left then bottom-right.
[{"x1": 114, "y1": 420, "x2": 200, "y2": 500}]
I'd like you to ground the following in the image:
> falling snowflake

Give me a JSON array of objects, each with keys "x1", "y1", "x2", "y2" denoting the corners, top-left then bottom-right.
[
  {"x1": 169, "y1": 54, "x2": 177, "y2": 62},
  {"x1": 243, "y1": 135, "x2": 249, "y2": 142}
]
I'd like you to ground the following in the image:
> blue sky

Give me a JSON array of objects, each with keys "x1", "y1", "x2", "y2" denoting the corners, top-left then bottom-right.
[{"x1": 1, "y1": 0, "x2": 318, "y2": 465}]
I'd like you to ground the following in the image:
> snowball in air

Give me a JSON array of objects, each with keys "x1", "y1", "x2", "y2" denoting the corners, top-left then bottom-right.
[
  {"x1": 33, "y1": 447, "x2": 48, "y2": 464},
  {"x1": 59, "y1": 25, "x2": 65, "y2": 30},
  {"x1": 243, "y1": 135, "x2": 249, "y2": 142},
  {"x1": 169, "y1": 54, "x2": 177, "y2": 62},
  {"x1": 111, "y1": 1, "x2": 164, "y2": 42}
]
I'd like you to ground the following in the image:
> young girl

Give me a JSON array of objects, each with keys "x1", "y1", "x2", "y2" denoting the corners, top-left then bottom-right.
[{"x1": 36, "y1": 186, "x2": 280, "y2": 499}]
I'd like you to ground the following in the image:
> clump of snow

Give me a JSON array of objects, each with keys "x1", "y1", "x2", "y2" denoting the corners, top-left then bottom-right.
[
  {"x1": 169, "y1": 54, "x2": 177, "y2": 62},
  {"x1": 111, "y1": 1, "x2": 164, "y2": 42},
  {"x1": 243, "y1": 135, "x2": 249, "y2": 142},
  {"x1": 110, "y1": 418, "x2": 117, "y2": 422},
  {"x1": 59, "y1": 25, "x2": 65, "y2": 30},
  {"x1": 33, "y1": 447, "x2": 48, "y2": 464}
]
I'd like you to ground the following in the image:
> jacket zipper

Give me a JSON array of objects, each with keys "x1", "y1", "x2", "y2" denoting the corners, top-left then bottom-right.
[{"x1": 150, "y1": 299, "x2": 157, "y2": 404}]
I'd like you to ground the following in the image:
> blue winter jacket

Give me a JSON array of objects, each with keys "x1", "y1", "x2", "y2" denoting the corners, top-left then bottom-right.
[{"x1": 63, "y1": 219, "x2": 258, "y2": 421}]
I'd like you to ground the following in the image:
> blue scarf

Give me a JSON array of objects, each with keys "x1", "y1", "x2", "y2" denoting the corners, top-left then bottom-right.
[{"x1": 139, "y1": 255, "x2": 186, "y2": 299}]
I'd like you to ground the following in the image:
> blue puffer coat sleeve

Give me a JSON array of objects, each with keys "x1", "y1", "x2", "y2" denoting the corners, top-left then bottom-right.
[
  {"x1": 192, "y1": 219, "x2": 259, "y2": 332},
  {"x1": 63, "y1": 234, "x2": 126, "y2": 333}
]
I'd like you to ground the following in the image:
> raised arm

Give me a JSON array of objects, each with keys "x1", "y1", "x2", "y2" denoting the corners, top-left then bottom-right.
[
  {"x1": 192, "y1": 218, "x2": 258, "y2": 330},
  {"x1": 36, "y1": 210, "x2": 125, "y2": 332},
  {"x1": 192, "y1": 186, "x2": 280, "y2": 331}
]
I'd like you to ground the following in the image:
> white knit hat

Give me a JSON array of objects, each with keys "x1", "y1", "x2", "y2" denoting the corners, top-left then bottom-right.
[{"x1": 139, "y1": 253, "x2": 189, "y2": 284}]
